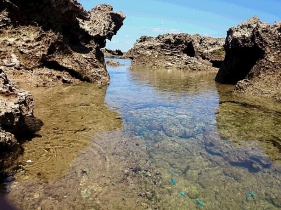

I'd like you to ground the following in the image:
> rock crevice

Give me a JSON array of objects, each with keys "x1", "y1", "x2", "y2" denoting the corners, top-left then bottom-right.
[
  {"x1": 0, "y1": 0, "x2": 125, "y2": 176},
  {"x1": 126, "y1": 33, "x2": 225, "y2": 71},
  {"x1": 215, "y1": 16, "x2": 281, "y2": 101},
  {"x1": 0, "y1": 0, "x2": 125, "y2": 85}
]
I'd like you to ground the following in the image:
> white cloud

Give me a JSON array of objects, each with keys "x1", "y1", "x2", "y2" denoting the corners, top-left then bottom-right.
[
  {"x1": 168, "y1": 29, "x2": 181, "y2": 33},
  {"x1": 150, "y1": 28, "x2": 181, "y2": 34},
  {"x1": 125, "y1": 35, "x2": 130, "y2": 37},
  {"x1": 151, "y1": 28, "x2": 166, "y2": 32}
]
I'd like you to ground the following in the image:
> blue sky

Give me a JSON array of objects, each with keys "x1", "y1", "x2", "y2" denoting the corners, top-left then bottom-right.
[{"x1": 78, "y1": 0, "x2": 281, "y2": 52}]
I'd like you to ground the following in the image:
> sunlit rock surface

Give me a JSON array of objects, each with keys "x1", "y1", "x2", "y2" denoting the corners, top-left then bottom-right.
[
  {"x1": 0, "y1": 0, "x2": 125, "y2": 176},
  {"x1": 0, "y1": 0, "x2": 125, "y2": 85},
  {"x1": 126, "y1": 33, "x2": 225, "y2": 71},
  {"x1": 215, "y1": 16, "x2": 281, "y2": 101}
]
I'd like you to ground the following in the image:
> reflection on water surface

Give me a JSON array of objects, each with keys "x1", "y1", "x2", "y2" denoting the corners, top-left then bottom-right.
[{"x1": 4, "y1": 59, "x2": 281, "y2": 209}]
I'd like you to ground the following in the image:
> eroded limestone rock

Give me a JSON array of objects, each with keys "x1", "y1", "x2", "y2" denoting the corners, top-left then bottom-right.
[
  {"x1": 0, "y1": 1, "x2": 125, "y2": 86},
  {"x1": 0, "y1": 69, "x2": 42, "y2": 137},
  {"x1": 215, "y1": 16, "x2": 281, "y2": 101},
  {"x1": 126, "y1": 33, "x2": 225, "y2": 71}
]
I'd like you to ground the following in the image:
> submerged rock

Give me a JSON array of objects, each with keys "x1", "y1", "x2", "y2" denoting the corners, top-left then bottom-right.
[
  {"x1": 215, "y1": 16, "x2": 281, "y2": 101},
  {"x1": 126, "y1": 33, "x2": 225, "y2": 71}
]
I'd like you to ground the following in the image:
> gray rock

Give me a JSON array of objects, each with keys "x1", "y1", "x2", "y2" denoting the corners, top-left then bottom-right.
[
  {"x1": 126, "y1": 33, "x2": 225, "y2": 70},
  {"x1": 215, "y1": 16, "x2": 281, "y2": 101}
]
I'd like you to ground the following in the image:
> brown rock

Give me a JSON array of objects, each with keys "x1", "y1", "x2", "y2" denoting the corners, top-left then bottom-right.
[
  {"x1": 102, "y1": 48, "x2": 124, "y2": 59},
  {"x1": 215, "y1": 16, "x2": 281, "y2": 101},
  {"x1": 0, "y1": 129, "x2": 17, "y2": 148},
  {"x1": 0, "y1": 1, "x2": 125, "y2": 86},
  {"x1": 0, "y1": 69, "x2": 42, "y2": 136},
  {"x1": 126, "y1": 33, "x2": 225, "y2": 70}
]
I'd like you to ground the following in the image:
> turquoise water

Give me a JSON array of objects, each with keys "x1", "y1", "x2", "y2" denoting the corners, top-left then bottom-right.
[
  {"x1": 103, "y1": 59, "x2": 281, "y2": 209},
  {"x1": 4, "y1": 58, "x2": 281, "y2": 209}
]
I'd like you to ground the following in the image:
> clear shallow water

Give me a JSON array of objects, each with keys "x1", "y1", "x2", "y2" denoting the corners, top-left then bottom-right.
[{"x1": 3, "y1": 59, "x2": 281, "y2": 209}]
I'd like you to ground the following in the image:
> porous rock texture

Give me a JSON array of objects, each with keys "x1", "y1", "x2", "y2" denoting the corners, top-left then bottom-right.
[
  {"x1": 0, "y1": 0, "x2": 125, "y2": 175},
  {"x1": 102, "y1": 48, "x2": 124, "y2": 59},
  {"x1": 126, "y1": 33, "x2": 225, "y2": 71},
  {"x1": 0, "y1": 0, "x2": 125, "y2": 86},
  {"x1": 0, "y1": 68, "x2": 43, "y2": 175},
  {"x1": 215, "y1": 16, "x2": 281, "y2": 102}
]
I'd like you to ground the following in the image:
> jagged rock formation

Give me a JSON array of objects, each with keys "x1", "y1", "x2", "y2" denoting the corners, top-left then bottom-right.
[
  {"x1": 0, "y1": 68, "x2": 43, "y2": 175},
  {"x1": 0, "y1": 0, "x2": 125, "y2": 176},
  {"x1": 0, "y1": 0, "x2": 125, "y2": 86},
  {"x1": 102, "y1": 48, "x2": 125, "y2": 59},
  {"x1": 0, "y1": 69, "x2": 42, "y2": 138},
  {"x1": 126, "y1": 33, "x2": 225, "y2": 71},
  {"x1": 215, "y1": 16, "x2": 281, "y2": 102}
]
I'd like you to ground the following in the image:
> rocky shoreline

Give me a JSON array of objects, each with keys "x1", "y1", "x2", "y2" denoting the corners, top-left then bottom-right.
[
  {"x1": 0, "y1": 0, "x2": 125, "y2": 176},
  {"x1": 0, "y1": 0, "x2": 281, "y2": 183},
  {"x1": 126, "y1": 16, "x2": 281, "y2": 102},
  {"x1": 216, "y1": 16, "x2": 281, "y2": 102},
  {"x1": 126, "y1": 33, "x2": 225, "y2": 71}
]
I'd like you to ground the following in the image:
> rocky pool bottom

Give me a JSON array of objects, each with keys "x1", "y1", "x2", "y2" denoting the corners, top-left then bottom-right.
[
  {"x1": 1, "y1": 59, "x2": 281, "y2": 209},
  {"x1": 3, "y1": 130, "x2": 281, "y2": 209}
]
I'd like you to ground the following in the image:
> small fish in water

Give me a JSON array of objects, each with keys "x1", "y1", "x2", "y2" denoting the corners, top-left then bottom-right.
[
  {"x1": 183, "y1": 165, "x2": 190, "y2": 175},
  {"x1": 179, "y1": 192, "x2": 186, "y2": 197},
  {"x1": 249, "y1": 191, "x2": 255, "y2": 198},
  {"x1": 195, "y1": 129, "x2": 202, "y2": 135},
  {"x1": 197, "y1": 199, "x2": 204, "y2": 207},
  {"x1": 245, "y1": 194, "x2": 249, "y2": 201},
  {"x1": 170, "y1": 178, "x2": 176, "y2": 186}
]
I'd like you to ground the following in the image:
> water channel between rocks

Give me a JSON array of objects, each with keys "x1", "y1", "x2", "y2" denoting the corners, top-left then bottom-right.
[{"x1": 3, "y1": 59, "x2": 281, "y2": 209}]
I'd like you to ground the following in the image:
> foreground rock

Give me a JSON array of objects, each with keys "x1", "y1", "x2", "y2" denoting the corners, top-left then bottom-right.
[
  {"x1": 0, "y1": 69, "x2": 43, "y2": 138},
  {"x1": 0, "y1": 69, "x2": 43, "y2": 175},
  {"x1": 0, "y1": 0, "x2": 125, "y2": 176},
  {"x1": 215, "y1": 16, "x2": 281, "y2": 102},
  {"x1": 126, "y1": 33, "x2": 225, "y2": 71},
  {"x1": 0, "y1": 1, "x2": 125, "y2": 86}
]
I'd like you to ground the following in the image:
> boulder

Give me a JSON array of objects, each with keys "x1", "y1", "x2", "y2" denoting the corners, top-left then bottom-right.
[
  {"x1": 0, "y1": 1, "x2": 125, "y2": 86},
  {"x1": 0, "y1": 69, "x2": 43, "y2": 137},
  {"x1": 215, "y1": 16, "x2": 281, "y2": 101},
  {"x1": 0, "y1": 68, "x2": 43, "y2": 176},
  {"x1": 0, "y1": 0, "x2": 125, "y2": 176},
  {"x1": 126, "y1": 33, "x2": 225, "y2": 70}
]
